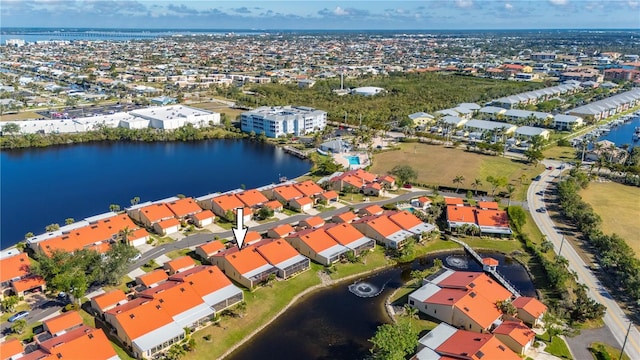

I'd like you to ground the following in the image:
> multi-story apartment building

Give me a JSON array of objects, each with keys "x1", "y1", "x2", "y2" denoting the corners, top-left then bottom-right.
[{"x1": 240, "y1": 106, "x2": 327, "y2": 138}]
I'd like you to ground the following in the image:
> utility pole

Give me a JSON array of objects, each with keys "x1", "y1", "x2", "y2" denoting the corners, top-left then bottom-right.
[
  {"x1": 558, "y1": 236, "x2": 565, "y2": 257},
  {"x1": 619, "y1": 322, "x2": 632, "y2": 360}
]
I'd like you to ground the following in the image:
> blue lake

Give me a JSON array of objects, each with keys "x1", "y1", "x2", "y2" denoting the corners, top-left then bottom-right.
[
  {"x1": 0, "y1": 140, "x2": 311, "y2": 249},
  {"x1": 598, "y1": 114, "x2": 640, "y2": 147}
]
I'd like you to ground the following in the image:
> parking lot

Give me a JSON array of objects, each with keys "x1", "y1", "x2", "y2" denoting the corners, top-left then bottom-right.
[{"x1": 35, "y1": 103, "x2": 147, "y2": 120}]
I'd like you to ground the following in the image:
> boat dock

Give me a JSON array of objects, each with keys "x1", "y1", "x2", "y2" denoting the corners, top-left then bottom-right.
[
  {"x1": 449, "y1": 236, "x2": 522, "y2": 297},
  {"x1": 283, "y1": 146, "x2": 309, "y2": 159}
]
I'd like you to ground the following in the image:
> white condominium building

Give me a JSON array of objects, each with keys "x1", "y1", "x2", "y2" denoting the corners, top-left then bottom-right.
[{"x1": 241, "y1": 106, "x2": 327, "y2": 138}]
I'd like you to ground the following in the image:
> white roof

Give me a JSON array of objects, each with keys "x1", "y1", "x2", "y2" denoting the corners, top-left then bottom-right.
[
  {"x1": 318, "y1": 243, "x2": 349, "y2": 259},
  {"x1": 407, "y1": 223, "x2": 436, "y2": 235},
  {"x1": 414, "y1": 347, "x2": 442, "y2": 360},
  {"x1": 130, "y1": 105, "x2": 213, "y2": 122},
  {"x1": 342, "y1": 236, "x2": 375, "y2": 251},
  {"x1": 409, "y1": 282, "x2": 441, "y2": 302},
  {"x1": 172, "y1": 302, "x2": 214, "y2": 328},
  {"x1": 515, "y1": 126, "x2": 549, "y2": 137},
  {"x1": 202, "y1": 284, "x2": 243, "y2": 307},
  {"x1": 273, "y1": 254, "x2": 309, "y2": 270},
  {"x1": 243, "y1": 263, "x2": 275, "y2": 279},
  {"x1": 418, "y1": 323, "x2": 458, "y2": 350},
  {"x1": 132, "y1": 321, "x2": 184, "y2": 352},
  {"x1": 386, "y1": 229, "x2": 415, "y2": 246}
]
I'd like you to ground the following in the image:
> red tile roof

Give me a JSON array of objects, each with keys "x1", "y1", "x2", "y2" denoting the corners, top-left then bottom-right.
[
  {"x1": 269, "y1": 224, "x2": 295, "y2": 237},
  {"x1": 293, "y1": 180, "x2": 324, "y2": 197},
  {"x1": 192, "y1": 209, "x2": 215, "y2": 220},
  {"x1": 333, "y1": 211, "x2": 357, "y2": 223},
  {"x1": 319, "y1": 190, "x2": 339, "y2": 200},
  {"x1": 165, "y1": 197, "x2": 202, "y2": 217},
  {"x1": 300, "y1": 216, "x2": 325, "y2": 228},
  {"x1": 289, "y1": 228, "x2": 340, "y2": 253},
  {"x1": 197, "y1": 240, "x2": 225, "y2": 256},
  {"x1": 477, "y1": 201, "x2": 499, "y2": 210},
  {"x1": 165, "y1": 256, "x2": 196, "y2": 273},
  {"x1": 291, "y1": 196, "x2": 313, "y2": 207},
  {"x1": 108, "y1": 299, "x2": 174, "y2": 340},
  {"x1": 360, "y1": 204, "x2": 384, "y2": 216},
  {"x1": 324, "y1": 223, "x2": 366, "y2": 246},
  {"x1": 444, "y1": 197, "x2": 464, "y2": 206},
  {"x1": 1, "y1": 338, "x2": 23, "y2": 359},
  {"x1": 446, "y1": 205, "x2": 476, "y2": 223},
  {"x1": 11, "y1": 276, "x2": 45, "y2": 293},
  {"x1": 157, "y1": 217, "x2": 180, "y2": 229},
  {"x1": 273, "y1": 184, "x2": 304, "y2": 201},
  {"x1": 437, "y1": 330, "x2": 520, "y2": 360},
  {"x1": 168, "y1": 265, "x2": 234, "y2": 297},
  {"x1": 388, "y1": 210, "x2": 423, "y2": 230},
  {"x1": 454, "y1": 291, "x2": 503, "y2": 329},
  {"x1": 424, "y1": 288, "x2": 468, "y2": 305},
  {"x1": 137, "y1": 281, "x2": 204, "y2": 318},
  {"x1": 475, "y1": 209, "x2": 510, "y2": 228},
  {"x1": 263, "y1": 200, "x2": 284, "y2": 210},
  {"x1": 44, "y1": 311, "x2": 83, "y2": 335},
  {"x1": 356, "y1": 215, "x2": 403, "y2": 237},
  {"x1": 216, "y1": 247, "x2": 271, "y2": 275},
  {"x1": 38, "y1": 327, "x2": 117, "y2": 360},
  {"x1": 0, "y1": 252, "x2": 31, "y2": 283}
]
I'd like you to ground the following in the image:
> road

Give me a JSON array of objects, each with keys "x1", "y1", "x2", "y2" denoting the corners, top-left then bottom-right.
[
  {"x1": 2, "y1": 190, "x2": 431, "y2": 333},
  {"x1": 528, "y1": 159, "x2": 640, "y2": 360}
]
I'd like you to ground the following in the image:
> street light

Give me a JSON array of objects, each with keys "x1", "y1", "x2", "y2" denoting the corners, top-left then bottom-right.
[
  {"x1": 619, "y1": 321, "x2": 632, "y2": 360},
  {"x1": 558, "y1": 236, "x2": 565, "y2": 257}
]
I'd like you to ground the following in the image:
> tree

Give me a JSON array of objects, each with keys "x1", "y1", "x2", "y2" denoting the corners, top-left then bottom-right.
[
  {"x1": 45, "y1": 223, "x2": 60, "y2": 232},
  {"x1": 109, "y1": 204, "x2": 121, "y2": 212},
  {"x1": 130, "y1": 196, "x2": 140, "y2": 206},
  {"x1": 65, "y1": 218, "x2": 75, "y2": 225},
  {"x1": 471, "y1": 178, "x2": 482, "y2": 196},
  {"x1": 486, "y1": 175, "x2": 507, "y2": 196},
  {"x1": 1, "y1": 295, "x2": 19, "y2": 312},
  {"x1": 24, "y1": 232, "x2": 35, "y2": 240},
  {"x1": 258, "y1": 206, "x2": 274, "y2": 220},
  {"x1": 118, "y1": 226, "x2": 134, "y2": 244},
  {"x1": 453, "y1": 175, "x2": 465, "y2": 193},
  {"x1": 369, "y1": 319, "x2": 419, "y2": 360},
  {"x1": 1, "y1": 122, "x2": 20, "y2": 135},
  {"x1": 11, "y1": 319, "x2": 27, "y2": 334},
  {"x1": 505, "y1": 184, "x2": 516, "y2": 206},
  {"x1": 390, "y1": 165, "x2": 418, "y2": 186},
  {"x1": 507, "y1": 206, "x2": 527, "y2": 232}
]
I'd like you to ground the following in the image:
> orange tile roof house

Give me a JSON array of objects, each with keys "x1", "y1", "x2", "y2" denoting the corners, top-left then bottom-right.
[
  {"x1": 272, "y1": 184, "x2": 304, "y2": 205},
  {"x1": 324, "y1": 223, "x2": 375, "y2": 255},
  {"x1": 352, "y1": 215, "x2": 415, "y2": 249},
  {"x1": 0, "y1": 338, "x2": 23, "y2": 360},
  {"x1": 267, "y1": 223, "x2": 295, "y2": 239},
  {"x1": 512, "y1": 296, "x2": 547, "y2": 327},
  {"x1": 211, "y1": 247, "x2": 278, "y2": 289},
  {"x1": 493, "y1": 320, "x2": 536, "y2": 355},
  {"x1": 138, "y1": 203, "x2": 175, "y2": 228},
  {"x1": 292, "y1": 180, "x2": 324, "y2": 198},
  {"x1": 195, "y1": 240, "x2": 226, "y2": 264},
  {"x1": 286, "y1": 228, "x2": 349, "y2": 266},
  {"x1": 35, "y1": 326, "x2": 119, "y2": 360},
  {"x1": 328, "y1": 169, "x2": 378, "y2": 192},
  {"x1": 318, "y1": 190, "x2": 339, "y2": 203},
  {"x1": 165, "y1": 197, "x2": 203, "y2": 220},
  {"x1": 135, "y1": 269, "x2": 169, "y2": 289},
  {"x1": 235, "y1": 189, "x2": 269, "y2": 208},
  {"x1": 153, "y1": 217, "x2": 181, "y2": 236},
  {"x1": 1, "y1": 252, "x2": 34, "y2": 297},
  {"x1": 190, "y1": 209, "x2": 215, "y2": 227},
  {"x1": 105, "y1": 264, "x2": 244, "y2": 360},
  {"x1": 332, "y1": 211, "x2": 358, "y2": 224},
  {"x1": 446, "y1": 204, "x2": 477, "y2": 228},
  {"x1": 412, "y1": 322, "x2": 519, "y2": 360},
  {"x1": 444, "y1": 197, "x2": 464, "y2": 206},
  {"x1": 36, "y1": 214, "x2": 139, "y2": 256},
  {"x1": 411, "y1": 196, "x2": 432, "y2": 210},
  {"x1": 210, "y1": 193, "x2": 245, "y2": 219},
  {"x1": 254, "y1": 239, "x2": 310, "y2": 279},
  {"x1": 299, "y1": 216, "x2": 325, "y2": 229},
  {"x1": 11, "y1": 275, "x2": 46, "y2": 297},
  {"x1": 359, "y1": 204, "x2": 384, "y2": 217},
  {"x1": 408, "y1": 269, "x2": 512, "y2": 333},
  {"x1": 91, "y1": 289, "x2": 129, "y2": 316},
  {"x1": 363, "y1": 182, "x2": 384, "y2": 196},
  {"x1": 263, "y1": 199, "x2": 284, "y2": 212},
  {"x1": 43, "y1": 311, "x2": 83, "y2": 336},
  {"x1": 387, "y1": 210, "x2": 437, "y2": 237},
  {"x1": 289, "y1": 196, "x2": 314, "y2": 212},
  {"x1": 164, "y1": 256, "x2": 197, "y2": 275}
]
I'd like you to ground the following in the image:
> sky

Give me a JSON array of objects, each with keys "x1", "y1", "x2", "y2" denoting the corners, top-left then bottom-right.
[{"x1": 1, "y1": 0, "x2": 639, "y2": 30}]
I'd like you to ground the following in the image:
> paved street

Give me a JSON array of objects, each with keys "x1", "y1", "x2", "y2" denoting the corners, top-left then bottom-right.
[{"x1": 528, "y1": 160, "x2": 640, "y2": 360}]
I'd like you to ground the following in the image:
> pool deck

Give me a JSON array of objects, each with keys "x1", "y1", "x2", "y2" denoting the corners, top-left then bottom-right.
[{"x1": 333, "y1": 151, "x2": 370, "y2": 169}]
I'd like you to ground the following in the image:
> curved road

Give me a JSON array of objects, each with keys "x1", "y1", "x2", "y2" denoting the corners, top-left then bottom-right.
[{"x1": 528, "y1": 160, "x2": 639, "y2": 360}]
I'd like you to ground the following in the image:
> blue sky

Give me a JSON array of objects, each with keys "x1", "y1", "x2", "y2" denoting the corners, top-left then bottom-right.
[{"x1": 2, "y1": 0, "x2": 639, "y2": 30}]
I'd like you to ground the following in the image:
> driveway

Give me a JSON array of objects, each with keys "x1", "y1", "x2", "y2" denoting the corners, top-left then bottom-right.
[{"x1": 564, "y1": 326, "x2": 621, "y2": 360}]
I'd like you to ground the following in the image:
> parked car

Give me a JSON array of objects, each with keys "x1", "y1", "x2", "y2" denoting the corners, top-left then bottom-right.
[
  {"x1": 536, "y1": 207, "x2": 547, "y2": 213},
  {"x1": 403, "y1": 183, "x2": 413, "y2": 189},
  {"x1": 547, "y1": 166, "x2": 554, "y2": 170},
  {"x1": 130, "y1": 253, "x2": 142, "y2": 262},
  {"x1": 533, "y1": 175, "x2": 542, "y2": 181},
  {"x1": 8, "y1": 311, "x2": 29, "y2": 322}
]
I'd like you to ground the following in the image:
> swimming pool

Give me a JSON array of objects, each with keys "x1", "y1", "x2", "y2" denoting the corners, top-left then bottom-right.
[{"x1": 344, "y1": 155, "x2": 360, "y2": 165}]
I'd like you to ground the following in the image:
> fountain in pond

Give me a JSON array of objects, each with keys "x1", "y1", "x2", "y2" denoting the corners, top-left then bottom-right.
[
  {"x1": 349, "y1": 280, "x2": 386, "y2": 298},
  {"x1": 445, "y1": 255, "x2": 469, "y2": 269}
]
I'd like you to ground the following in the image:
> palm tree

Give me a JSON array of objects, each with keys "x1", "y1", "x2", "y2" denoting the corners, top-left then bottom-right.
[
  {"x1": 505, "y1": 184, "x2": 516, "y2": 206},
  {"x1": 453, "y1": 175, "x2": 465, "y2": 193},
  {"x1": 471, "y1": 178, "x2": 482, "y2": 196},
  {"x1": 118, "y1": 226, "x2": 134, "y2": 244}
]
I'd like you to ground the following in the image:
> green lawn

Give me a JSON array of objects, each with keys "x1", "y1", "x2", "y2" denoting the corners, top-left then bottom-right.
[
  {"x1": 544, "y1": 335, "x2": 573, "y2": 359},
  {"x1": 0, "y1": 303, "x2": 30, "y2": 322},
  {"x1": 328, "y1": 247, "x2": 391, "y2": 280},
  {"x1": 589, "y1": 342, "x2": 630, "y2": 360}
]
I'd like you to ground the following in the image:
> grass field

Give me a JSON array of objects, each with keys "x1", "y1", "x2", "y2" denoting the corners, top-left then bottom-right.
[
  {"x1": 0, "y1": 111, "x2": 43, "y2": 121},
  {"x1": 580, "y1": 182, "x2": 640, "y2": 258},
  {"x1": 370, "y1": 143, "x2": 543, "y2": 200}
]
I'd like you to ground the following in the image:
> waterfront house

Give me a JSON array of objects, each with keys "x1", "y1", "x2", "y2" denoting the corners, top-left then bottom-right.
[
  {"x1": 235, "y1": 189, "x2": 269, "y2": 208},
  {"x1": 190, "y1": 210, "x2": 215, "y2": 227},
  {"x1": 552, "y1": 114, "x2": 583, "y2": 131},
  {"x1": 324, "y1": 223, "x2": 375, "y2": 255},
  {"x1": 28, "y1": 325, "x2": 118, "y2": 360},
  {"x1": 493, "y1": 320, "x2": 536, "y2": 355},
  {"x1": 286, "y1": 228, "x2": 349, "y2": 265},
  {"x1": 387, "y1": 210, "x2": 436, "y2": 238},
  {"x1": 138, "y1": 203, "x2": 175, "y2": 229},
  {"x1": 272, "y1": 184, "x2": 304, "y2": 205},
  {"x1": 446, "y1": 205, "x2": 478, "y2": 231},
  {"x1": 352, "y1": 215, "x2": 415, "y2": 249},
  {"x1": 408, "y1": 270, "x2": 512, "y2": 333},
  {"x1": 293, "y1": 180, "x2": 324, "y2": 199},
  {"x1": 211, "y1": 247, "x2": 278, "y2": 289},
  {"x1": 412, "y1": 322, "x2": 519, "y2": 360},
  {"x1": 91, "y1": 289, "x2": 128, "y2": 317},
  {"x1": 135, "y1": 269, "x2": 169, "y2": 289},
  {"x1": 167, "y1": 265, "x2": 244, "y2": 312},
  {"x1": 164, "y1": 197, "x2": 203, "y2": 222},
  {"x1": 512, "y1": 296, "x2": 547, "y2": 327},
  {"x1": 163, "y1": 256, "x2": 196, "y2": 275},
  {"x1": 195, "y1": 240, "x2": 226, "y2": 264},
  {"x1": 254, "y1": 239, "x2": 310, "y2": 279},
  {"x1": 1, "y1": 252, "x2": 34, "y2": 298},
  {"x1": 267, "y1": 224, "x2": 295, "y2": 239},
  {"x1": 210, "y1": 194, "x2": 245, "y2": 219}
]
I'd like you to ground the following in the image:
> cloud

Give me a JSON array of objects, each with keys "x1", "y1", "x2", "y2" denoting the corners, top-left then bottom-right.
[
  {"x1": 233, "y1": 7, "x2": 251, "y2": 14},
  {"x1": 317, "y1": 6, "x2": 370, "y2": 18},
  {"x1": 505, "y1": 3, "x2": 513, "y2": 10},
  {"x1": 548, "y1": 0, "x2": 568, "y2": 5},
  {"x1": 455, "y1": 0, "x2": 474, "y2": 8},
  {"x1": 628, "y1": 1, "x2": 639, "y2": 8},
  {"x1": 333, "y1": 6, "x2": 348, "y2": 16},
  {"x1": 166, "y1": 4, "x2": 199, "y2": 15}
]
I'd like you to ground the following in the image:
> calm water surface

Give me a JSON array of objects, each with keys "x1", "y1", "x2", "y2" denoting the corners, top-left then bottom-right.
[
  {"x1": 227, "y1": 251, "x2": 535, "y2": 360},
  {"x1": 0, "y1": 140, "x2": 310, "y2": 248}
]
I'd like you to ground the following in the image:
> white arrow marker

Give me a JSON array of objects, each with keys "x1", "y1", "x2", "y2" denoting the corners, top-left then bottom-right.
[{"x1": 232, "y1": 207, "x2": 248, "y2": 250}]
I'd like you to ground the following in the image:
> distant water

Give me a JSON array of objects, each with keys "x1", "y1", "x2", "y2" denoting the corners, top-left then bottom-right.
[
  {"x1": 0, "y1": 140, "x2": 311, "y2": 249},
  {"x1": 598, "y1": 114, "x2": 640, "y2": 148}
]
